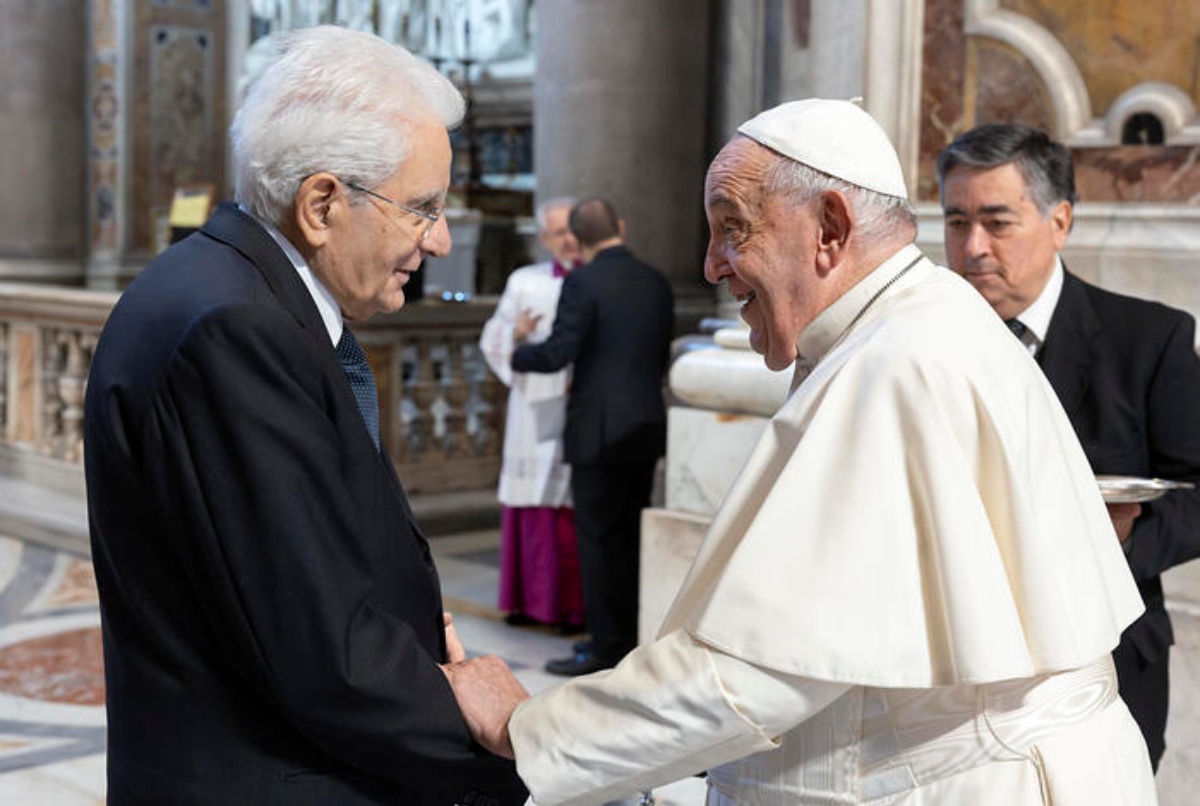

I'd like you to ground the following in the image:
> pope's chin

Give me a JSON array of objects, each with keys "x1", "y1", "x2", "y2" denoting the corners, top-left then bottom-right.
[{"x1": 747, "y1": 329, "x2": 791, "y2": 372}]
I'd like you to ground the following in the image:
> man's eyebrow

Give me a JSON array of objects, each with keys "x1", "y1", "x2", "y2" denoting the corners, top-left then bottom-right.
[
  {"x1": 405, "y1": 190, "x2": 444, "y2": 209},
  {"x1": 706, "y1": 192, "x2": 743, "y2": 211},
  {"x1": 944, "y1": 203, "x2": 1016, "y2": 217}
]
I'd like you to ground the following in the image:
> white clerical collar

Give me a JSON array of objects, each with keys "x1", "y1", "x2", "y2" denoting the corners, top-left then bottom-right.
[
  {"x1": 1009, "y1": 257, "x2": 1063, "y2": 353},
  {"x1": 240, "y1": 204, "x2": 343, "y2": 346},
  {"x1": 797, "y1": 243, "x2": 924, "y2": 367}
]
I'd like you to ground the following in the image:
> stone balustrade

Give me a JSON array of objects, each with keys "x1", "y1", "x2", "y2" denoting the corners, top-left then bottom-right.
[{"x1": 0, "y1": 283, "x2": 505, "y2": 498}]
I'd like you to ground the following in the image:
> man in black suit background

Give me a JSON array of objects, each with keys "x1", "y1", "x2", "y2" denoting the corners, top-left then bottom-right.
[
  {"x1": 84, "y1": 26, "x2": 524, "y2": 805},
  {"x1": 512, "y1": 198, "x2": 675, "y2": 675},
  {"x1": 937, "y1": 123, "x2": 1200, "y2": 771}
]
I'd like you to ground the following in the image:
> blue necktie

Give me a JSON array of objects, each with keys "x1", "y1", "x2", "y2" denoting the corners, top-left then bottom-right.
[{"x1": 336, "y1": 328, "x2": 380, "y2": 450}]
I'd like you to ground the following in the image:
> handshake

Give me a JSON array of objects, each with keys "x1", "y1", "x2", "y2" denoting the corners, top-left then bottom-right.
[{"x1": 440, "y1": 613, "x2": 531, "y2": 758}]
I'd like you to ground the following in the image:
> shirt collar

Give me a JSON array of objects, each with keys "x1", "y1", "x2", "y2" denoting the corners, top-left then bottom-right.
[
  {"x1": 796, "y1": 243, "x2": 923, "y2": 366},
  {"x1": 240, "y1": 205, "x2": 343, "y2": 346},
  {"x1": 1010, "y1": 256, "x2": 1063, "y2": 350}
]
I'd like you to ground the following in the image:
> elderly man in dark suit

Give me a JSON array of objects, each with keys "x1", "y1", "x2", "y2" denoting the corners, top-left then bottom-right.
[
  {"x1": 512, "y1": 198, "x2": 675, "y2": 675},
  {"x1": 938, "y1": 122, "x2": 1200, "y2": 771},
  {"x1": 84, "y1": 26, "x2": 524, "y2": 805}
]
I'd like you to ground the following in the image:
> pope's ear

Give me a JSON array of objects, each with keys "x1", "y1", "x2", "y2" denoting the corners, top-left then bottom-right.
[
  {"x1": 815, "y1": 191, "x2": 852, "y2": 272},
  {"x1": 292, "y1": 173, "x2": 342, "y2": 248}
]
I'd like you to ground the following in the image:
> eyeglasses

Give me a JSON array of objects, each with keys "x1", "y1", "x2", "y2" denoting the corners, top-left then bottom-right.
[{"x1": 344, "y1": 181, "x2": 442, "y2": 243}]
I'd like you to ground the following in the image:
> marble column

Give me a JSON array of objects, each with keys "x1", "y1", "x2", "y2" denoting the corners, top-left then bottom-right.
[
  {"x1": 85, "y1": 0, "x2": 230, "y2": 290},
  {"x1": 0, "y1": 1, "x2": 88, "y2": 284},
  {"x1": 84, "y1": 0, "x2": 129, "y2": 290},
  {"x1": 533, "y1": 0, "x2": 715, "y2": 325}
]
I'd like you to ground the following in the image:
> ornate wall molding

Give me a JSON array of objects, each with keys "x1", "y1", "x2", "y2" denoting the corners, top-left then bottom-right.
[
  {"x1": 964, "y1": 0, "x2": 1092, "y2": 141},
  {"x1": 965, "y1": 0, "x2": 1200, "y2": 148},
  {"x1": 1106, "y1": 83, "x2": 1200, "y2": 146}
]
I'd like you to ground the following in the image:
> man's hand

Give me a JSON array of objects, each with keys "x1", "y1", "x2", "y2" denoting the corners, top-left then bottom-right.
[
  {"x1": 444, "y1": 612, "x2": 465, "y2": 664},
  {"x1": 441, "y1": 655, "x2": 530, "y2": 759},
  {"x1": 513, "y1": 309, "x2": 542, "y2": 342},
  {"x1": 1107, "y1": 502, "x2": 1142, "y2": 544}
]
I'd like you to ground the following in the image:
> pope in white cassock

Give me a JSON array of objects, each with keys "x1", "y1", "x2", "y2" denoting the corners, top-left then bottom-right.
[{"x1": 444, "y1": 99, "x2": 1158, "y2": 805}]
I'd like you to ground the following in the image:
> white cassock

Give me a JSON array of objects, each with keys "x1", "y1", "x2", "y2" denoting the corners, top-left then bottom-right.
[
  {"x1": 480, "y1": 262, "x2": 572, "y2": 507},
  {"x1": 508, "y1": 244, "x2": 1157, "y2": 805}
]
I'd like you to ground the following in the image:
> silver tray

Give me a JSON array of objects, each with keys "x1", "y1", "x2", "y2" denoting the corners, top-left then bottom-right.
[{"x1": 1096, "y1": 475, "x2": 1195, "y2": 504}]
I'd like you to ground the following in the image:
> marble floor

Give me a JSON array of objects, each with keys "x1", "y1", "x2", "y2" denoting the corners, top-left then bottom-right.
[{"x1": 0, "y1": 531, "x2": 705, "y2": 806}]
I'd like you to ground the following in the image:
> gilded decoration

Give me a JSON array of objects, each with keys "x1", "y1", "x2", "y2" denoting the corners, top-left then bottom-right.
[
  {"x1": 919, "y1": 0, "x2": 1200, "y2": 203},
  {"x1": 1001, "y1": 0, "x2": 1200, "y2": 113}
]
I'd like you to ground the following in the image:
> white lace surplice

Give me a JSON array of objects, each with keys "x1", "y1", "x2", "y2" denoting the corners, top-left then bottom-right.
[{"x1": 479, "y1": 262, "x2": 572, "y2": 507}]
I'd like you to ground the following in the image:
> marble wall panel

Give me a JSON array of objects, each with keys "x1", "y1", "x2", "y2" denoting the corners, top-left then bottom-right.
[
  {"x1": 0, "y1": 1, "x2": 87, "y2": 262},
  {"x1": 973, "y1": 39, "x2": 1055, "y2": 137},
  {"x1": 1002, "y1": 0, "x2": 1200, "y2": 113},
  {"x1": 917, "y1": 0, "x2": 967, "y2": 200},
  {"x1": 1075, "y1": 145, "x2": 1200, "y2": 204},
  {"x1": 129, "y1": 0, "x2": 227, "y2": 256}
]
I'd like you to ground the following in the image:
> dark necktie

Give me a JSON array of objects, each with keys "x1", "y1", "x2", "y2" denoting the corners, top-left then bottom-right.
[
  {"x1": 336, "y1": 327, "x2": 380, "y2": 450},
  {"x1": 1005, "y1": 318, "x2": 1041, "y2": 355}
]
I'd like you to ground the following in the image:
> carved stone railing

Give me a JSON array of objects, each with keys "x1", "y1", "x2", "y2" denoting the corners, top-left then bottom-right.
[
  {"x1": 0, "y1": 283, "x2": 504, "y2": 497},
  {"x1": 359, "y1": 300, "x2": 506, "y2": 494},
  {"x1": 0, "y1": 284, "x2": 115, "y2": 467}
]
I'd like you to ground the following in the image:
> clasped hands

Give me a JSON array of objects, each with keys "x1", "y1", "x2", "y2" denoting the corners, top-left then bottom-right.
[{"x1": 440, "y1": 613, "x2": 530, "y2": 759}]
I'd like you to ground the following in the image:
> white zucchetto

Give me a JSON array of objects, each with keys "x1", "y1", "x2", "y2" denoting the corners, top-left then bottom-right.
[{"x1": 737, "y1": 98, "x2": 910, "y2": 199}]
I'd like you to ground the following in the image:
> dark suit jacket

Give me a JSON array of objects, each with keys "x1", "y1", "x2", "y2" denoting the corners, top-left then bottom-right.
[
  {"x1": 84, "y1": 203, "x2": 524, "y2": 805},
  {"x1": 1039, "y1": 270, "x2": 1200, "y2": 665},
  {"x1": 511, "y1": 244, "x2": 674, "y2": 466}
]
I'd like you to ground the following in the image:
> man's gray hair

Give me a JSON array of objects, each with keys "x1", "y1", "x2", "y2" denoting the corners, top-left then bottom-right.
[
  {"x1": 535, "y1": 197, "x2": 577, "y2": 230},
  {"x1": 231, "y1": 25, "x2": 465, "y2": 226},
  {"x1": 765, "y1": 156, "x2": 917, "y2": 244}
]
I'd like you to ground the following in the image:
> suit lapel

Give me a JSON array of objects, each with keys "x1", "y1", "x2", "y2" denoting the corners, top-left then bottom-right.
[
  {"x1": 1038, "y1": 270, "x2": 1100, "y2": 417},
  {"x1": 201, "y1": 202, "x2": 328, "y2": 338}
]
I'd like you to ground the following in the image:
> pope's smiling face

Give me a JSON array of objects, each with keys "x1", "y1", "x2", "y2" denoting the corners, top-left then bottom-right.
[{"x1": 703, "y1": 137, "x2": 825, "y2": 372}]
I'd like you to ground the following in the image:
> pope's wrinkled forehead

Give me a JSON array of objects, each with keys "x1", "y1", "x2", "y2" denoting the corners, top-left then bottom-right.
[{"x1": 704, "y1": 136, "x2": 778, "y2": 213}]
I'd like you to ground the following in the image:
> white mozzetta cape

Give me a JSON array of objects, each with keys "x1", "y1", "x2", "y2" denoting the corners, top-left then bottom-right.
[
  {"x1": 480, "y1": 262, "x2": 573, "y2": 507},
  {"x1": 660, "y1": 246, "x2": 1144, "y2": 687}
]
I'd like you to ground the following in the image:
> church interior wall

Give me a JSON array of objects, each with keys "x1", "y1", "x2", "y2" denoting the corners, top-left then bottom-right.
[{"x1": 0, "y1": 1, "x2": 88, "y2": 283}]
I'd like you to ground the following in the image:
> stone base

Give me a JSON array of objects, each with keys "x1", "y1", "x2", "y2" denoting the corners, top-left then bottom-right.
[
  {"x1": 665, "y1": 406, "x2": 771, "y2": 517},
  {"x1": 1160, "y1": 559, "x2": 1200, "y2": 800}
]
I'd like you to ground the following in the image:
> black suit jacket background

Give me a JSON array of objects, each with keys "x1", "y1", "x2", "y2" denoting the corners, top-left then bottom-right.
[
  {"x1": 1040, "y1": 270, "x2": 1200, "y2": 665},
  {"x1": 511, "y1": 245, "x2": 674, "y2": 465},
  {"x1": 84, "y1": 203, "x2": 523, "y2": 805}
]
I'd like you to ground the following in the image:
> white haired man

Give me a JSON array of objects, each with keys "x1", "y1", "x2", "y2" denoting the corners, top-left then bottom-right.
[
  {"x1": 84, "y1": 26, "x2": 525, "y2": 805},
  {"x1": 479, "y1": 197, "x2": 586, "y2": 632},
  {"x1": 446, "y1": 100, "x2": 1157, "y2": 804}
]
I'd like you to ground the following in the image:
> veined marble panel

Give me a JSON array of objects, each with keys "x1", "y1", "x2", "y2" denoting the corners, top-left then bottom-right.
[
  {"x1": 666, "y1": 406, "x2": 770, "y2": 518},
  {"x1": 1001, "y1": 0, "x2": 1200, "y2": 115}
]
